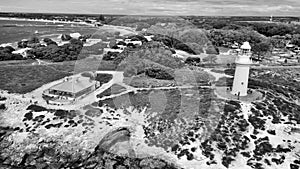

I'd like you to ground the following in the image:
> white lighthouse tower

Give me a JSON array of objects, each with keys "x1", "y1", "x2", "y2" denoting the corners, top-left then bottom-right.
[{"x1": 231, "y1": 42, "x2": 252, "y2": 97}]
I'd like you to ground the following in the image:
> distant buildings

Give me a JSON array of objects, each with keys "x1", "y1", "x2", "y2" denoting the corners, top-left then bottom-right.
[
  {"x1": 70, "y1": 33, "x2": 81, "y2": 39},
  {"x1": 103, "y1": 48, "x2": 123, "y2": 54},
  {"x1": 12, "y1": 47, "x2": 32, "y2": 58},
  {"x1": 124, "y1": 39, "x2": 142, "y2": 46},
  {"x1": 231, "y1": 42, "x2": 239, "y2": 49},
  {"x1": 103, "y1": 37, "x2": 143, "y2": 54}
]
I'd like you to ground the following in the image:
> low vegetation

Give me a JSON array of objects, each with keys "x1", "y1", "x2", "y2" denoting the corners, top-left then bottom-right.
[
  {"x1": 28, "y1": 39, "x2": 83, "y2": 62},
  {"x1": 0, "y1": 63, "x2": 73, "y2": 93},
  {"x1": 0, "y1": 46, "x2": 23, "y2": 61}
]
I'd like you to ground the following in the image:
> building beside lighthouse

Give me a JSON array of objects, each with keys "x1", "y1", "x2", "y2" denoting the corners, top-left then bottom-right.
[{"x1": 231, "y1": 42, "x2": 252, "y2": 97}]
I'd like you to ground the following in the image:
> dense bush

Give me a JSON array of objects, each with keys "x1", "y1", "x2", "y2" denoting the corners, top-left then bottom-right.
[
  {"x1": 0, "y1": 104, "x2": 6, "y2": 110},
  {"x1": 145, "y1": 67, "x2": 174, "y2": 80},
  {"x1": 127, "y1": 35, "x2": 148, "y2": 43},
  {"x1": 26, "y1": 105, "x2": 48, "y2": 112},
  {"x1": 208, "y1": 29, "x2": 266, "y2": 47},
  {"x1": 28, "y1": 39, "x2": 83, "y2": 62},
  {"x1": 237, "y1": 22, "x2": 299, "y2": 37},
  {"x1": 43, "y1": 38, "x2": 58, "y2": 46},
  {"x1": 103, "y1": 51, "x2": 120, "y2": 61},
  {"x1": 252, "y1": 41, "x2": 272, "y2": 59},
  {"x1": 197, "y1": 20, "x2": 300, "y2": 37},
  {"x1": 17, "y1": 40, "x2": 28, "y2": 48},
  {"x1": 185, "y1": 57, "x2": 201, "y2": 65},
  {"x1": 28, "y1": 36, "x2": 40, "y2": 44},
  {"x1": 95, "y1": 73, "x2": 113, "y2": 84},
  {"x1": 152, "y1": 34, "x2": 197, "y2": 55},
  {"x1": 0, "y1": 46, "x2": 23, "y2": 61}
]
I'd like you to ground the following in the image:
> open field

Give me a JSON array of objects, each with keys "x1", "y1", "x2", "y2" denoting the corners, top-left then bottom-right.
[
  {"x1": 0, "y1": 59, "x2": 117, "y2": 94},
  {"x1": 0, "y1": 62, "x2": 73, "y2": 94},
  {"x1": 0, "y1": 19, "x2": 99, "y2": 45}
]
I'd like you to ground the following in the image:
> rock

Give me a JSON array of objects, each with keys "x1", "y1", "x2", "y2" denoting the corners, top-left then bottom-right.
[
  {"x1": 250, "y1": 135, "x2": 257, "y2": 139},
  {"x1": 222, "y1": 156, "x2": 235, "y2": 168},
  {"x1": 248, "y1": 115, "x2": 265, "y2": 130},
  {"x1": 217, "y1": 142, "x2": 227, "y2": 150},
  {"x1": 24, "y1": 112, "x2": 33, "y2": 120},
  {"x1": 294, "y1": 160, "x2": 300, "y2": 165},
  {"x1": 271, "y1": 155, "x2": 285, "y2": 165},
  {"x1": 290, "y1": 164, "x2": 300, "y2": 169},
  {"x1": 267, "y1": 130, "x2": 276, "y2": 135},
  {"x1": 0, "y1": 104, "x2": 6, "y2": 110},
  {"x1": 264, "y1": 159, "x2": 271, "y2": 166},
  {"x1": 241, "y1": 152, "x2": 251, "y2": 158},
  {"x1": 275, "y1": 145, "x2": 291, "y2": 153},
  {"x1": 26, "y1": 105, "x2": 47, "y2": 112}
]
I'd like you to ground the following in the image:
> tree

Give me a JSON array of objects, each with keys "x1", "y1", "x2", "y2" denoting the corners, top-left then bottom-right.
[
  {"x1": 185, "y1": 57, "x2": 201, "y2": 65},
  {"x1": 145, "y1": 67, "x2": 174, "y2": 80},
  {"x1": 28, "y1": 36, "x2": 40, "y2": 44},
  {"x1": 291, "y1": 34, "x2": 300, "y2": 47},
  {"x1": 18, "y1": 40, "x2": 28, "y2": 48},
  {"x1": 3, "y1": 46, "x2": 15, "y2": 53},
  {"x1": 99, "y1": 15, "x2": 105, "y2": 21},
  {"x1": 252, "y1": 41, "x2": 272, "y2": 60},
  {"x1": 109, "y1": 39, "x2": 117, "y2": 48},
  {"x1": 206, "y1": 45, "x2": 219, "y2": 55},
  {"x1": 43, "y1": 38, "x2": 57, "y2": 46}
]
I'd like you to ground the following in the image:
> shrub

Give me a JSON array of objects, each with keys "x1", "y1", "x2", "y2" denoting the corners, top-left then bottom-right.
[
  {"x1": 145, "y1": 67, "x2": 174, "y2": 80},
  {"x1": 26, "y1": 105, "x2": 47, "y2": 112},
  {"x1": 61, "y1": 34, "x2": 72, "y2": 41},
  {"x1": 0, "y1": 104, "x2": 6, "y2": 110}
]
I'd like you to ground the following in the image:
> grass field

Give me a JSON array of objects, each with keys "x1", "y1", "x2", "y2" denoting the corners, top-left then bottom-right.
[
  {"x1": 0, "y1": 19, "x2": 99, "y2": 44},
  {"x1": 0, "y1": 62, "x2": 73, "y2": 94},
  {"x1": 0, "y1": 59, "x2": 117, "y2": 94}
]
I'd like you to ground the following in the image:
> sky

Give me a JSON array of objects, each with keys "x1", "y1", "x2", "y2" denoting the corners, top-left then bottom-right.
[{"x1": 0, "y1": 0, "x2": 299, "y2": 16}]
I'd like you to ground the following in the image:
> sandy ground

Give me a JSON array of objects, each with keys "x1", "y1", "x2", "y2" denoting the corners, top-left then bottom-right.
[
  {"x1": 98, "y1": 25, "x2": 137, "y2": 36},
  {"x1": 175, "y1": 50, "x2": 208, "y2": 60},
  {"x1": 203, "y1": 68, "x2": 233, "y2": 81}
]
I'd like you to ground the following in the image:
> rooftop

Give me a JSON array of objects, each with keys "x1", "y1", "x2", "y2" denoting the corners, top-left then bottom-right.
[
  {"x1": 50, "y1": 76, "x2": 96, "y2": 94},
  {"x1": 241, "y1": 42, "x2": 251, "y2": 50}
]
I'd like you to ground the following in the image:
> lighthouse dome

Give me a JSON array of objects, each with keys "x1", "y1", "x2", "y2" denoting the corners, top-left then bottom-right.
[{"x1": 241, "y1": 42, "x2": 251, "y2": 50}]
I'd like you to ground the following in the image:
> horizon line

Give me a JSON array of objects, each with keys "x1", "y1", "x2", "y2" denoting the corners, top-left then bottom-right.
[{"x1": 0, "y1": 11, "x2": 300, "y2": 17}]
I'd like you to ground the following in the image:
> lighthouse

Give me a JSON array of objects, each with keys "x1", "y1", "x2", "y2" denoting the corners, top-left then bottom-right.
[{"x1": 231, "y1": 42, "x2": 252, "y2": 97}]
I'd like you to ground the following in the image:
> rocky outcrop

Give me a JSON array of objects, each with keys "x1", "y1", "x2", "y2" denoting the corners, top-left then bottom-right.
[{"x1": 0, "y1": 125, "x2": 179, "y2": 169}]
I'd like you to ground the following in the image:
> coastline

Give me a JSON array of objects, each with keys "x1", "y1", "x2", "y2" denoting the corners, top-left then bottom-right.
[{"x1": 0, "y1": 17, "x2": 95, "y2": 26}]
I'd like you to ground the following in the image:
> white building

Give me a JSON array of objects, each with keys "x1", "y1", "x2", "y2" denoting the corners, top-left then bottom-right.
[
  {"x1": 70, "y1": 33, "x2": 81, "y2": 39},
  {"x1": 12, "y1": 48, "x2": 32, "y2": 58},
  {"x1": 43, "y1": 76, "x2": 98, "y2": 105},
  {"x1": 231, "y1": 42, "x2": 252, "y2": 96},
  {"x1": 117, "y1": 45, "x2": 126, "y2": 50},
  {"x1": 144, "y1": 35, "x2": 154, "y2": 41},
  {"x1": 130, "y1": 41, "x2": 142, "y2": 46},
  {"x1": 103, "y1": 48, "x2": 123, "y2": 54},
  {"x1": 124, "y1": 39, "x2": 142, "y2": 46}
]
